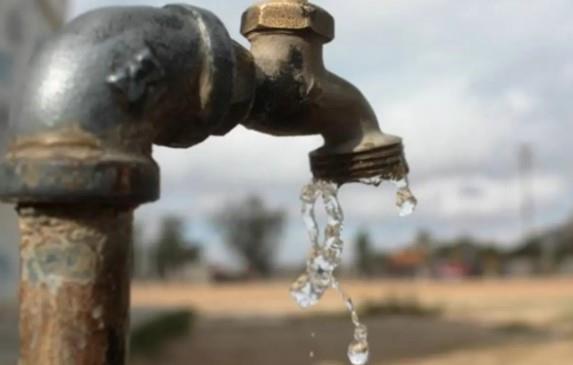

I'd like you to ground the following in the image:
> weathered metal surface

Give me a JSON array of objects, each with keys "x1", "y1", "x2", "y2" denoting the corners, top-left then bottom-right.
[
  {"x1": 241, "y1": 0, "x2": 409, "y2": 184},
  {"x1": 310, "y1": 144, "x2": 409, "y2": 184},
  {"x1": 241, "y1": 0, "x2": 335, "y2": 42},
  {"x1": 211, "y1": 42, "x2": 257, "y2": 136},
  {"x1": 0, "y1": 4, "x2": 251, "y2": 205},
  {"x1": 0, "y1": 159, "x2": 159, "y2": 205},
  {"x1": 18, "y1": 206, "x2": 133, "y2": 365}
]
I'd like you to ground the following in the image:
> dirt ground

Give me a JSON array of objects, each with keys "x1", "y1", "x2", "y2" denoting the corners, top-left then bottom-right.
[
  {"x1": 396, "y1": 340, "x2": 573, "y2": 365},
  {"x1": 130, "y1": 278, "x2": 573, "y2": 365}
]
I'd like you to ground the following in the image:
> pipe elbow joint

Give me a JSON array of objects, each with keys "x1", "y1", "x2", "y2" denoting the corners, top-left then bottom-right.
[{"x1": 0, "y1": 5, "x2": 255, "y2": 205}]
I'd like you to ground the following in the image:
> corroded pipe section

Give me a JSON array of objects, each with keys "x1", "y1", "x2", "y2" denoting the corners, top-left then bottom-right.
[{"x1": 18, "y1": 206, "x2": 132, "y2": 365}]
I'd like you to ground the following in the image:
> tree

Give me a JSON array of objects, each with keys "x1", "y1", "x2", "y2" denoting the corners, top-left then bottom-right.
[
  {"x1": 132, "y1": 223, "x2": 149, "y2": 279},
  {"x1": 355, "y1": 230, "x2": 374, "y2": 277},
  {"x1": 214, "y1": 195, "x2": 285, "y2": 277},
  {"x1": 152, "y1": 216, "x2": 201, "y2": 279}
]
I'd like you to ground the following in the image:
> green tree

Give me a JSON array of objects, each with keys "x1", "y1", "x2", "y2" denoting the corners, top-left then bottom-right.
[
  {"x1": 355, "y1": 230, "x2": 374, "y2": 277},
  {"x1": 214, "y1": 195, "x2": 285, "y2": 277},
  {"x1": 153, "y1": 216, "x2": 200, "y2": 279},
  {"x1": 132, "y1": 223, "x2": 148, "y2": 279}
]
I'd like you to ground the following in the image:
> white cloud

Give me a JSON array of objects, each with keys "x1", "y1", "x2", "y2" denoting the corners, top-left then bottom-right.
[
  {"x1": 504, "y1": 90, "x2": 538, "y2": 116},
  {"x1": 154, "y1": 128, "x2": 322, "y2": 189},
  {"x1": 380, "y1": 76, "x2": 519, "y2": 175},
  {"x1": 417, "y1": 174, "x2": 565, "y2": 218}
]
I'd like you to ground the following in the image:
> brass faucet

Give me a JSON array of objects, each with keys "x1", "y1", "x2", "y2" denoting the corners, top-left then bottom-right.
[
  {"x1": 0, "y1": 1, "x2": 409, "y2": 364},
  {"x1": 241, "y1": 0, "x2": 408, "y2": 183}
]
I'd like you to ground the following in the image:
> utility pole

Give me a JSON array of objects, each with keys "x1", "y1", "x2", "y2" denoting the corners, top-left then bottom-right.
[
  {"x1": 518, "y1": 143, "x2": 554, "y2": 273},
  {"x1": 518, "y1": 143, "x2": 535, "y2": 239}
]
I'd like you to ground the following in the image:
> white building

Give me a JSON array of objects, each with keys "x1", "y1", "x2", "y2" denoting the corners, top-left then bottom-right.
[{"x1": 0, "y1": 0, "x2": 68, "y2": 300}]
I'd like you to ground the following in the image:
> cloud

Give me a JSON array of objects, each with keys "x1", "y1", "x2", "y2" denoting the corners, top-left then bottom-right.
[{"x1": 417, "y1": 174, "x2": 565, "y2": 218}]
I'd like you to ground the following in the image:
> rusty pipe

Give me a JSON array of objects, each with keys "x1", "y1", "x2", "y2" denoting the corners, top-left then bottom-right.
[
  {"x1": 0, "y1": 5, "x2": 254, "y2": 365},
  {"x1": 18, "y1": 206, "x2": 132, "y2": 365},
  {"x1": 241, "y1": 0, "x2": 408, "y2": 184}
]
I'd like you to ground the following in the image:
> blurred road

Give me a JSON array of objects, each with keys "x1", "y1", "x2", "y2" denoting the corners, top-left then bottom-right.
[{"x1": 132, "y1": 278, "x2": 573, "y2": 326}]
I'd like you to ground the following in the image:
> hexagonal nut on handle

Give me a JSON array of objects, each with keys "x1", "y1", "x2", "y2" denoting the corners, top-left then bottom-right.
[{"x1": 241, "y1": 0, "x2": 335, "y2": 42}]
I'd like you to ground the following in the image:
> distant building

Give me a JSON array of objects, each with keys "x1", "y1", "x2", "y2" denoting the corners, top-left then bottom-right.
[
  {"x1": 386, "y1": 247, "x2": 429, "y2": 278},
  {"x1": 0, "y1": 0, "x2": 68, "y2": 300}
]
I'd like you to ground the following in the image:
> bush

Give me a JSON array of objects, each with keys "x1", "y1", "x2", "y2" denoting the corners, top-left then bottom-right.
[
  {"x1": 130, "y1": 310, "x2": 195, "y2": 356},
  {"x1": 358, "y1": 296, "x2": 442, "y2": 318}
]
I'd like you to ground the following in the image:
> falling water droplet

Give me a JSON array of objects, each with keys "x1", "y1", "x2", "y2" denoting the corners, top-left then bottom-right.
[
  {"x1": 348, "y1": 323, "x2": 369, "y2": 365},
  {"x1": 301, "y1": 182, "x2": 321, "y2": 246},
  {"x1": 359, "y1": 176, "x2": 384, "y2": 187},
  {"x1": 347, "y1": 339, "x2": 369, "y2": 365},
  {"x1": 394, "y1": 177, "x2": 417, "y2": 217},
  {"x1": 294, "y1": 174, "x2": 416, "y2": 363}
]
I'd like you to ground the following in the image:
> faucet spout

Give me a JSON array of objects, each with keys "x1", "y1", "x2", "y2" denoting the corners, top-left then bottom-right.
[{"x1": 241, "y1": 0, "x2": 408, "y2": 184}]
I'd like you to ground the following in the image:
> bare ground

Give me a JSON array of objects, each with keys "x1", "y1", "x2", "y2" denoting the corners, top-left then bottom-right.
[{"x1": 130, "y1": 278, "x2": 573, "y2": 365}]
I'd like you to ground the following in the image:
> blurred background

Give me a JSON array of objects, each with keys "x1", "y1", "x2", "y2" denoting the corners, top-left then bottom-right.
[{"x1": 1, "y1": 0, "x2": 572, "y2": 364}]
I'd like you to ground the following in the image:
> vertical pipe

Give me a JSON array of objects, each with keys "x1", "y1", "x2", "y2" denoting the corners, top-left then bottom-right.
[{"x1": 17, "y1": 205, "x2": 133, "y2": 365}]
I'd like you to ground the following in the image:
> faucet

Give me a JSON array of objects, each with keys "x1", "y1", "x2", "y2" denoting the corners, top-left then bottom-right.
[
  {"x1": 241, "y1": 0, "x2": 407, "y2": 183},
  {"x1": 0, "y1": 1, "x2": 409, "y2": 364}
]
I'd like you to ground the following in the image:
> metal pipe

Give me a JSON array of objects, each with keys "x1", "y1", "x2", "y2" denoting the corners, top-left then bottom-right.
[{"x1": 18, "y1": 205, "x2": 132, "y2": 365}]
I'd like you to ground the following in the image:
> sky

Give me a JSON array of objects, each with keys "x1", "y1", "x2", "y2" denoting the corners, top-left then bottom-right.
[{"x1": 21, "y1": 0, "x2": 573, "y2": 266}]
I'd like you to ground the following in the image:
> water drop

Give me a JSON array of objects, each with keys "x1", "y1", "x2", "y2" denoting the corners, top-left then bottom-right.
[
  {"x1": 308, "y1": 251, "x2": 337, "y2": 275},
  {"x1": 290, "y1": 273, "x2": 323, "y2": 309},
  {"x1": 347, "y1": 339, "x2": 369, "y2": 365},
  {"x1": 394, "y1": 177, "x2": 417, "y2": 217},
  {"x1": 359, "y1": 176, "x2": 383, "y2": 187}
]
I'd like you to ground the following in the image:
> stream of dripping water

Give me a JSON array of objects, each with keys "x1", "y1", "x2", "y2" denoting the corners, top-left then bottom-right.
[{"x1": 290, "y1": 177, "x2": 417, "y2": 365}]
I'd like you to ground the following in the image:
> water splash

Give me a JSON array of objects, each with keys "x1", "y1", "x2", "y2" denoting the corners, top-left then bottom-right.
[
  {"x1": 361, "y1": 176, "x2": 418, "y2": 217},
  {"x1": 358, "y1": 176, "x2": 384, "y2": 187},
  {"x1": 292, "y1": 175, "x2": 416, "y2": 364},
  {"x1": 333, "y1": 280, "x2": 370, "y2": 365},
  {"x1": 395, "y1": 177, "x2": 417, "y2": 217},
  {"x1": 291, "y1": 179, "x2": 368, "y2": 364},
  {"x1": 291, "y1": 181, "x2": 342, "y2": 308}
]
